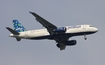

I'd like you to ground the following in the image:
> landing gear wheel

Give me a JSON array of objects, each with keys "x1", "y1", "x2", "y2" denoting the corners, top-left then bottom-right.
[
  {"x1": 84, "y1": 34, "x2": 87, "y2": 40},
  {"x1": 84, "y1": 37, "x2": 87, "y2": 40}
]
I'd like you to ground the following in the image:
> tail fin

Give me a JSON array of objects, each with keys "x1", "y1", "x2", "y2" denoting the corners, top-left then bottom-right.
[{"x1": 13, "y1": 20, "x2": 26, "y2": 32}]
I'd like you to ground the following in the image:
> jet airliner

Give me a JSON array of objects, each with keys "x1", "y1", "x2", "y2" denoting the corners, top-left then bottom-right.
[{"x1": 6, "y1": 12, "x2": 98, "y2": 50}]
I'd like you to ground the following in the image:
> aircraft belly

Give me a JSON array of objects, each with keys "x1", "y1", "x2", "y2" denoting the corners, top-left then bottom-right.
[
  {"x1": 66, "y1": 28, "x2": 96, "y2": 36},
  {"x1": 27, "y1": 28, "x2": 96, "y2": 40},
  {"x1": 28, "y1": 32, "x2": 50, "y2": 39},
  {"x1": 18, "y1": 30, "x2": 95, "y2": 40},
  {"x1": 68, "y1": 31, "x2": 96, "y2": 36}
]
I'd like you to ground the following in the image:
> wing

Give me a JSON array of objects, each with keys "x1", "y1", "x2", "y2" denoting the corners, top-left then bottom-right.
[
  {"x1": 55, "y1": 36, "x2": 69, "y2": 50},
  {"x1": 30, "y1": 12, "x2": 69, "y2": 50},
  {"x1": 30, "y1": 12, "x2": 57, "y2": 34}
]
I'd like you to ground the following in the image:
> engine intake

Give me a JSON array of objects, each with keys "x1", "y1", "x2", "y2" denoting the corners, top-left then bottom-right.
[
  {"x1": 53, "y1": 27, "x2": 66, "y2": 33},
  {"x1": 64, "y1": 40, "x2": 77, "y2": 46}
]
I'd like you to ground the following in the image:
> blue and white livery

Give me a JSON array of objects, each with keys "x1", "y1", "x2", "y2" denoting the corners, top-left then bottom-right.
[
  {"x1": 6, "y1": 12, "x2": 98, "y2": 50},
  {"x1": 13, "y1": 20, "x2": 26, "y2": 32}
]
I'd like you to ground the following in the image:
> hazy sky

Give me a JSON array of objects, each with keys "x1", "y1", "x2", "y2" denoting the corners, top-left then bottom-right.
[{"x1": 0, "y1": 0, "x2": 105, "y2": 65}]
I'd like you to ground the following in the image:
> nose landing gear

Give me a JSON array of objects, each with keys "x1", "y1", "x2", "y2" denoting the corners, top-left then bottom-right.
[{"x1": 84, "y1": 34, "x2": 87, "y2": 40}]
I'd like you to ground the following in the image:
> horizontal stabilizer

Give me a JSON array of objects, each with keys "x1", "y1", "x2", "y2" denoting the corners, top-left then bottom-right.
[{"x1": 6, "y1": 27, "x2": 20, "y2": 35}]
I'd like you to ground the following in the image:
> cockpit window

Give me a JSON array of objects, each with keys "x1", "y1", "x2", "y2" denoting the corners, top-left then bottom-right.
[{"x1": 89, "y1": 25, "x2": 93, "y2": 27}]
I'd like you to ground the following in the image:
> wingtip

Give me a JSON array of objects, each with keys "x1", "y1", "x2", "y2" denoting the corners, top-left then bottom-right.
[{"x1": 29, "y1": 11, "x2": 33, "y2": 14}]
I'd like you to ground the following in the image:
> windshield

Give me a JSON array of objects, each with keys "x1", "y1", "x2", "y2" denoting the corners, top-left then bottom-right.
[{"x1": 89, "y1": 25, "x2": 93, "y2": 27}]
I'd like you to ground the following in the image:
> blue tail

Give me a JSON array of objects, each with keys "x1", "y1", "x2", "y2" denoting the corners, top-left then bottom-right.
[{"x1": 13, "y1": 20, "x2": 26, "y2": 32}]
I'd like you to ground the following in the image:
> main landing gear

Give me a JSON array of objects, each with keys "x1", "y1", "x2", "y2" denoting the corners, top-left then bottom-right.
[{"x1": 84, "y1": 34, "x2": 87, "y2": 40}]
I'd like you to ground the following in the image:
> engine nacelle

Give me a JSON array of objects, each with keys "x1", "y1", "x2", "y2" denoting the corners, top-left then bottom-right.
[
  {"x1": 53, "y1": 27, "x2": 66, "y2": 33},
  {"x1": 65, "y1": 40, "x2": 77, "y2": 46}
]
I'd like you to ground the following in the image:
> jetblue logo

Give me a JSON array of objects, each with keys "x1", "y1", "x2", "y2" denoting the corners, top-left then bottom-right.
[
  {"x1": 68, "y1": 25, "x2": 81, "y2": 29},
  {"x1": 16, "y1": 28, "x2": 23, "y2": 30}
]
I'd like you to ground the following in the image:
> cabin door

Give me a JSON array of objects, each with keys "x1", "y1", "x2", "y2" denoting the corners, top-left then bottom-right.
[{"x1": 83, "y1": 25, "x2": 86, "y2": 29}]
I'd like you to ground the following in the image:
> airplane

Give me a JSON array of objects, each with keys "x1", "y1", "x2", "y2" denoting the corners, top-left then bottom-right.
[{"x1": 6, "y1": 12, "x2": 98, "y2": 50}]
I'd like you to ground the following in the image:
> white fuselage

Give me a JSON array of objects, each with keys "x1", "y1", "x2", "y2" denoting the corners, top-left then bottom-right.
[{"x1": 9, "y1": 25, "x2": 98, "y2": 40}]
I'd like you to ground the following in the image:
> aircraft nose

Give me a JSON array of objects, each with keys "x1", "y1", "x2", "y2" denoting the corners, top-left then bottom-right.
[{"x1": 94, "y1": 27, "x2": 98, "y2": 32}]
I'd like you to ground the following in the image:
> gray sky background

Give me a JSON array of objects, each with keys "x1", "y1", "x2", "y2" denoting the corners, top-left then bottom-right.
[{"x1": 0, "y1": 0, "x2": 105, "y2": 65}]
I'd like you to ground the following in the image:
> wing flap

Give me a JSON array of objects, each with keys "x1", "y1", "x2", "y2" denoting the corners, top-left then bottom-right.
[
  {"x1": 55, "y1": 36, "x2": 69, "y2": 50},
  {"x1": 57, "y1": 43, "x2": 66, "y2": 50}
]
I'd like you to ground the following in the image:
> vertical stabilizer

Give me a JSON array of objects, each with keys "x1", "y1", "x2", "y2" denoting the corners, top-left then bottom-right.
[{"x1": 13, "y1": 20, "x2": 26, "y2": 32}]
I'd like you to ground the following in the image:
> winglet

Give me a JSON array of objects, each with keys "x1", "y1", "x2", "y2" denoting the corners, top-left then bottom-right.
[
  {"x1": 29, "y1": 11, "x2": 34, "y2": 14},
  {"x1": 6, "y1": 27, "x2": 20, "y2": 35},
  {"x1": 29, "y1": 11, "x2": 34, "y2": 15},
  {"x1": 29, "y1": 11, "x2": 40, "y2": 18},
  {"x1": 29, "y1": 11, "x2": 37, "y2": 17},
  {"x1": 29, "y1": 11, "x2": 32, "y2": 13}
]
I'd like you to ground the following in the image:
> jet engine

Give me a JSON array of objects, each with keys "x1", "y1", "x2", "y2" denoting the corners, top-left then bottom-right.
[
  {"x1": 56, "y1": 40, "x2": 77, "y2": 48},
  {"x1": 53, "y1": 27, "x2": 66, "y2": 33},
  {"x1": 65, "y1": 40, "x2": 77, "y2": 46}
]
